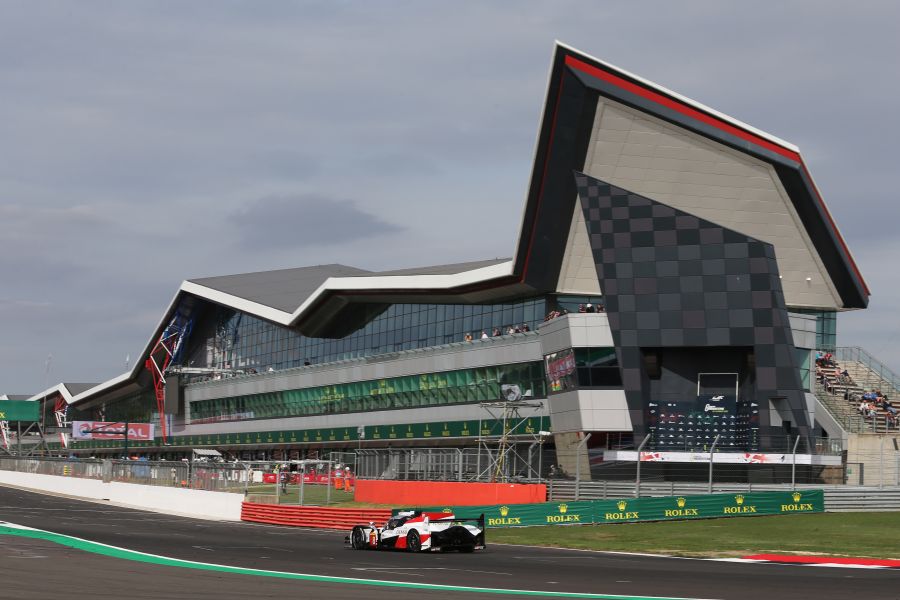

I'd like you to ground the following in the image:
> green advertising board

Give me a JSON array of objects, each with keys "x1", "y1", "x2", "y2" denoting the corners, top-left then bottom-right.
[
  {"x1": 0, "y1": 401, "x2": 39, "y2": 422},
  {"x1": 397, "y1": 490, "x2": 825, "y2": 528},
  {"x1": 57, "y1": 416, "x2": 553, "y2": 451}
]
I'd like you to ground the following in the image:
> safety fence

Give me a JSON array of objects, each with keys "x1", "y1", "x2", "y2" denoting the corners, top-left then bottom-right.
[
  {"x1": 398, "y1": 489, "x2": 824, "y2": 528},
  {"x1": 0, "y1": 457, "x2": 251, "y2": 493},
  {"x1": 334, "y1": 445, "x2": 545, "y2": 483},
  {"x1": 0, "y1": 456, "x2": 361, "y2": 503},
  {"x1": 240, "y1": 504, "x2": 391, "y2": 529}
]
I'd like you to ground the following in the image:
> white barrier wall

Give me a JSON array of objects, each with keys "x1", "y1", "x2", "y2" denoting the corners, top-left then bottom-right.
[{"x1": 0, "y1": 471, "x2": 243, "y2": 521}]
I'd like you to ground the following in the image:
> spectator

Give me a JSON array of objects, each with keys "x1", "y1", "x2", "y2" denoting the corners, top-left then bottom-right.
[
  {"x1": 464, "y1": 332, "x2": 473, "y2": 342},
  {"x1": 481, "y1": 330, "x2": 488, "y2": 339},
  {"x1": 492, "y1": 327, "x2": 502, "y2": 337},
  {"x1": 521, "y1": 323, "x2": 530, "y2": 332}
]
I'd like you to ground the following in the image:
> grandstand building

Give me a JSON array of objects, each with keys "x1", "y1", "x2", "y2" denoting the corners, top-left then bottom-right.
[{"x1": 21, "y1": 44, "x2": 868, "y2": 480}]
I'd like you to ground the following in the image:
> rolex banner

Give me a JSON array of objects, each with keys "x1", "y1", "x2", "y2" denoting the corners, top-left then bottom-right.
[{"x1": 396, "y1": 490, "x2": 824, "y2": 528}]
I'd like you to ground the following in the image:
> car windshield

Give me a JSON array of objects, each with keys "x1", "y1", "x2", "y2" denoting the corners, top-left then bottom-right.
[{"x1": 386, "y1": 516, "x2": 409, "y2": 529}]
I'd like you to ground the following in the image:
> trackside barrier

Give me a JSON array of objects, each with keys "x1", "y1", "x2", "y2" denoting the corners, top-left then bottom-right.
[
  {"x1": 396, "y1": 489, "x2": 824, "y2": 528},
  {"x1": 354, "y1": 480, "x2": 546, "y2": 506},
  {"x1": 240, "y1": 503, "x2": 391, "y2": 530}
]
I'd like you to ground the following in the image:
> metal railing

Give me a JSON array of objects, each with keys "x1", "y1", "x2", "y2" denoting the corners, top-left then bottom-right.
[{"x1": 835, "y1": 346, "x2": 900, "y2": 394}]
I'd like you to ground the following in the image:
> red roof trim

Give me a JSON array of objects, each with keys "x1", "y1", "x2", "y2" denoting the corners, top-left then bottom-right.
[
  {"x1": 563, "y1": 53, "x2": 869, "y2": 298},
  {"x1": 564, "y1": 55, "x2": 801, "y2": 163}
]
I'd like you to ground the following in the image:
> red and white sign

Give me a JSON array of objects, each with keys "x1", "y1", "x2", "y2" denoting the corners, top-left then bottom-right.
[
  {"x1": 71, "y1": 421, "x2": 155, "y2": 441},
  {"x1": 604, "y1": 449, "x2": 840, "y2": 466}
]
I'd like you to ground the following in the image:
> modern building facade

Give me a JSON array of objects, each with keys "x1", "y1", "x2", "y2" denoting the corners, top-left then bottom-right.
[{"x1": 21, "y1": 43, "x2": 867, "y2": 479}]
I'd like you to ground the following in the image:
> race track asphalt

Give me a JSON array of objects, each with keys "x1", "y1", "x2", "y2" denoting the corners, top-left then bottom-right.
[{"x1": 0, "y1": 485, "x2": 896, "y2": 600}]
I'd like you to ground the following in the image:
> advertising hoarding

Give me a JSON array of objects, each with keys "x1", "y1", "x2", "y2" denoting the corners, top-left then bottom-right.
[
  {"x1": 0, "y1": 401, "x2": 39, "y2": 422},
  {"x1": 71, "y1": 421, "x2": 154, "y2": 441},
  {"x1": 399, "y1": 490, "x2": 825, "y2": 528}
]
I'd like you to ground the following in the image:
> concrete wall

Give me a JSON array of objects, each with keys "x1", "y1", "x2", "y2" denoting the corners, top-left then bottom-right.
[
  {"x1": 538, "y1": 312, "x2": 614, "y2": 354},
  {"x1": 0, "y1": 471, "x2": 243, "y2": 521},
  {"x1": 846, "y1": 433, "x2": 900, "y2": 487},
  {"x1": 548, "y1": 389, "x2": 631, "y2": 433}
]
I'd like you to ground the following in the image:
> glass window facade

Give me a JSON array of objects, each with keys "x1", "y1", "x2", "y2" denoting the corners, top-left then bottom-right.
[
  {"x1": 544, "y1": 347, "x2": 621, "y2": 394},
  {"x1": 188, "y1": 362, "x2": 547, "y2": 423},
  {"x1": 85, "y1": 390, "x2": 159, "y2": 425},
  {"x1": 184, "y1": 297, "x2": 547, "y2": 373},
  {"x1": 794, "y1": 347, "x2": 811, "y2": 391},
  {"x1": 791, "y1": 309, "x2": 837, "y2": 351},
  {"x1": 553, "y1": 295, "x2": 604, "y2": 314}
]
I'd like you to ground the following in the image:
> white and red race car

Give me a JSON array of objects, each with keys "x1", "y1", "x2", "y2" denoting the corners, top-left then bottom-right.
[{"x1": 347, "y1": 510, "x2": 485, "y2": 553}]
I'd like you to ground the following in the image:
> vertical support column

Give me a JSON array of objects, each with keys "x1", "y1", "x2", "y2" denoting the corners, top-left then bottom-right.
[
  {"x1": 790, "y1": 435, "x2": 801, "y2": 490},
  {"x1": 634, "y1": 434, "x2": 651, "y2": 498},
  {"x1": 708, "y1": 434, "x2": 720, "y2": 494},
  {"x1": 574, "y1": 433, "x2": 592, "y2": 501}
]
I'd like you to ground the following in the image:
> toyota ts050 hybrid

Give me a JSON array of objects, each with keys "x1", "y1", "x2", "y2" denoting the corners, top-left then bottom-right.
[{"x1": 346, "y1": 511, "x2": 485, "y2": 553}]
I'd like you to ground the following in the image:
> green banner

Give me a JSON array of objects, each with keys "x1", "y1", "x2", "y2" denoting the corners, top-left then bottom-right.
[
  {"x1": 56, "y1": 416, "x2": 552, "y2": 451},
  {"x1": 0, "y1": 401, "x2": 39, "y2": 422},
  {"x1": 397, "y1": 490, "x2": 824, "y2": 527}
]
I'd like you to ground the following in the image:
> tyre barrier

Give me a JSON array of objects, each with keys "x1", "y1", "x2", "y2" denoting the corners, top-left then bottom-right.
[{"x1": 240, "y1": 503, "x2": 392, "y2": 530}]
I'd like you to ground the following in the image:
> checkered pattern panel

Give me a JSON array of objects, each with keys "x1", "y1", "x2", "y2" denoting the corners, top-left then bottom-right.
[{"x1": 575, "y1": 172, "x2": 811, "y2": 451}]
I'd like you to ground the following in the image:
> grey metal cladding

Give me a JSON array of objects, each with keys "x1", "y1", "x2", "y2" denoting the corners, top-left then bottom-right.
[
  {"x1": 574, "y1": 172, "x2": 811, "y2": 452},
  {"x1": 63, "y1": 383, "x2": 100, "y2": 396},
  {"x1": 189, "y1": 264, "x2": 372, "y2": 313},
  {"x1": 370, "y1": 258, "x2": 511, "y2": 277}
]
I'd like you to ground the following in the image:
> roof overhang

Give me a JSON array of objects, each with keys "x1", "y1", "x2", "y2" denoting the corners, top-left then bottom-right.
[{"x1": 510, "y1": 42, "x2": 868, "y2": 309}]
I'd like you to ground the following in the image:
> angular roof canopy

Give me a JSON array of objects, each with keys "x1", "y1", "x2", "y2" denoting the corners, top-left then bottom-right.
[{"x1": 67, "y1": 42, "x2": 867, "y2": 408}]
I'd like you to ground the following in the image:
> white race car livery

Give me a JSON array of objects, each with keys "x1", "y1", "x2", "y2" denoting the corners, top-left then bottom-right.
[{"x1": 347, "y1": 510, "x2": 485, "y2": 553}]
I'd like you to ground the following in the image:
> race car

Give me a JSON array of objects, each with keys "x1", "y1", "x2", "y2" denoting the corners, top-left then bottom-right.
[{"x1": 346, "y1": 510, "x2": 485, "y2": 553}]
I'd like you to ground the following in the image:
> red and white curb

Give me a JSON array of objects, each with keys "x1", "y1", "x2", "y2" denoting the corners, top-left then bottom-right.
[
  {"x1": 494, "y1": 543, "x2": 900, "y2": 570},
  {"x1": 735, "y1": 554, "x2": 900, "y2": 569}
]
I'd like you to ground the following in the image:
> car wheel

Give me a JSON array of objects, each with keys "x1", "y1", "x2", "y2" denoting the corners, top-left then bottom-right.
[
  {"x1": 406, "y1": 530, "x2": 422, "y2": 553},
  {"x1": 350, "y1": 526, "x2": 367, "y2": 550}
]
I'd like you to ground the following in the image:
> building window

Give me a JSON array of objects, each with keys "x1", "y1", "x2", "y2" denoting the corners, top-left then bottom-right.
[
  {"x1": 188, "y1": 362, "x2": 547, "y2": 424},
  {"x1": 544, "y1": 347, "x2": 621, "y2": 394},
  {"x1": 791, "y1": 309, "x2": 837, "y2": 351},
  {"x1": 183, "y1": 297, "x2": 547, "y2": 375}
]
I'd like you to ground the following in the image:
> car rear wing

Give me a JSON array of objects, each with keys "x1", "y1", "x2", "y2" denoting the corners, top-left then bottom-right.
[{"x1": 426, "y1": 513, "x2": 485, "y2": 528}]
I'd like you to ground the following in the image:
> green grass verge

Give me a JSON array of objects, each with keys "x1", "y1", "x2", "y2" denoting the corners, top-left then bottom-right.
[
  {"x1": 243, "y1": 484, "x2": 393, "y2": 507},
  {"x1": 488, "y1": 512, "x2": 900, "y2": 559}
]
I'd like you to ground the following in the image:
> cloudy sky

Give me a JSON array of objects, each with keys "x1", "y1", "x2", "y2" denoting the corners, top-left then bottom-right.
[{"x1": 2, "y1": 1, "x2": 898, "y2": 394}]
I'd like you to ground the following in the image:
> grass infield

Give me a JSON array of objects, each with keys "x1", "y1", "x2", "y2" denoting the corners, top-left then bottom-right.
[{"x1": 487, "y1": 512, "x2": 900, "y2": 559}]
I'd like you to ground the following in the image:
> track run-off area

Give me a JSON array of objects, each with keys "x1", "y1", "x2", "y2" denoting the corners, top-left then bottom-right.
[{"x1": 0, "y1": 486, "x2": 896, "y2": 600}]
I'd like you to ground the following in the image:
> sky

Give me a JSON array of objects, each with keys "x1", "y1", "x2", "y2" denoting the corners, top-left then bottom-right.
[{"x1": 1, "y1": 1, "x2": 898, "y2": 394}]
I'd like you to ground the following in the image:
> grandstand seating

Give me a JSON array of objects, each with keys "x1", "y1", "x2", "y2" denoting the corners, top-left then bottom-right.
[{"x1": 814, "y1": 356, "x2": 899, "y2": 433}]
